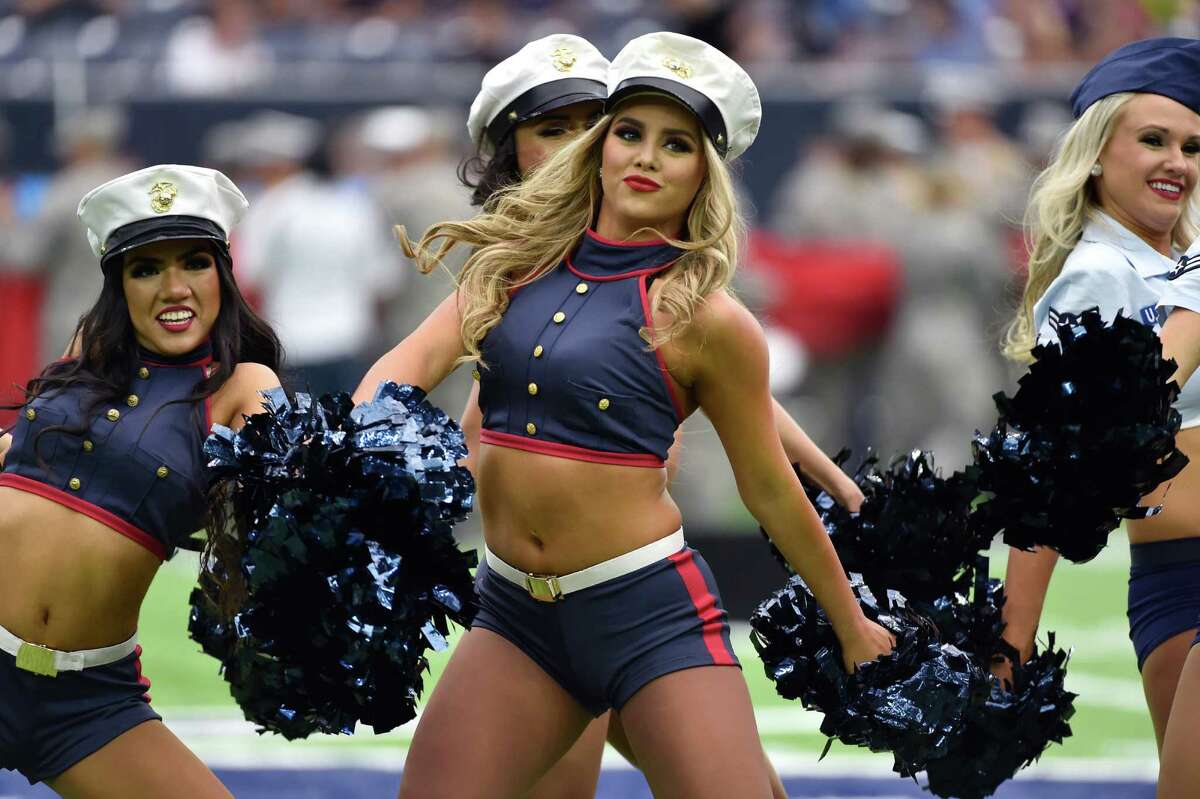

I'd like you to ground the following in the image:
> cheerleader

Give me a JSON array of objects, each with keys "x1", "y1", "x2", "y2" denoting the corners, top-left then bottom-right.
[
  {"x1": 0, "y1": 165, "x2": 282, "y2": 795},
  {"x1": 458, "y1": 34, "x2": 841, "y2": 799},
  {"x1": 358, "y1": 32, "x2": 893, "y2": 798},
  {"x1": 996, "y1": 38, "x2": 1200, "y2": 754}
]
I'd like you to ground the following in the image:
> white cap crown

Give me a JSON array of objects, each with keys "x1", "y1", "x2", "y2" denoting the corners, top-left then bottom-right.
[
  {"x1": 77, "y1": 164, "x2": 248, "y2": 259},
  {"x1": 606, "y1": 32, "x2": 761, "y2": 160},
  {"x1": 468, "y1": 34, "x2": 608, "y2": 154}
]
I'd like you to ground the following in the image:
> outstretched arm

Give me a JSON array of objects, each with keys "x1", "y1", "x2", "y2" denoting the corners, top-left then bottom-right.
[
  {"x1": 772, "y1": 398, "x2": 863, "y2": 511},
  {"x1": 687, "y1": 292, "x2": 892, "y2": 670},
  {"x1": 354, "y1": 291, "x2": 467, "y2": 404}
]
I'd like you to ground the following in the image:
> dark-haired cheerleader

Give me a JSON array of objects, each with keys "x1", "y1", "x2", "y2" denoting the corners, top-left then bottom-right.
[{"x1": 0, "y1": 165, "x2": 282, "y2": 795}]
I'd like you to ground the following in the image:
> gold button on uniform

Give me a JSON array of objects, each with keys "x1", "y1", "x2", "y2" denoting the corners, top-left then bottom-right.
[
  {"x1": 24, "y1": 408, "x2": 35, "y2": 421},
  {"x1": 68, "y1": 478, "x2": 81, "y2": 491},
  {"x1": 126, "y1": 395, "x2": 139, "y2": 408},
  {"x1": 528, "y1": 383, "x2": 538, "y2": 396},
  {"x1": 533, "y1": 345, "x2": 544, "y2": 358},
  {"x1": 138, "y1": 367, "x2": 150, "y2": 379},
  {"x1": 598, "y1": 398, "x2": 610, "y2": 411},
  {"x1": 575, "y1": 282, "x2": 589, "y2": 294},
  {"x1": 526, "y1": 422, "x2": 537, "y2": 435},
  {"x1": 553, "y1": 311, "x2": 566, "y2": 324},
  {"x1": 83, "y1": 440, "x2": 94, "y2": 452},
  {"x1": 156, "y1": 466, "x2": 170, "y2": 479},
  {"x1": 106, "y1": 409, "x2": 120, "y2": 422}
]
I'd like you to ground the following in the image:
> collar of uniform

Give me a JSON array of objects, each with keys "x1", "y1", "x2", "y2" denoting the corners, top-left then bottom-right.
[
  {"x1": 1081, "y1": 210, "x2": 1178, "y2": 278},
  {"x1": 567, "y1": 228, "x2": 683, "y2": 281},
  {"x1": 138, "y1": 339, "x2": 213, "y2": 367}
]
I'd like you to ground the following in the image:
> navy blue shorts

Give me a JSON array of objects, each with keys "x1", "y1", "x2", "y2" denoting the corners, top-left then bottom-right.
[
  {"x1": 472, "y1": 545, "x2": 740, "y2": 716},
  {"x1": 0, "y1": 644, "x2": 160, "y2": 784},
  {"x1": 1127, "y1": 537, "x2": 1200, "y2": 671}
]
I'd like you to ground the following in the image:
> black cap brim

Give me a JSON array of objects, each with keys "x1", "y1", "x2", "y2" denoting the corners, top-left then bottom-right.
[
  {"x1": 101, "y1": 216, "x2": 229, "y2": 270},
  {"x1": 485, "y1": 78, "x2": 607, "y2": 148},
  {"x1": 606, "y1": 77, "x2": 729, "y2": 157}
]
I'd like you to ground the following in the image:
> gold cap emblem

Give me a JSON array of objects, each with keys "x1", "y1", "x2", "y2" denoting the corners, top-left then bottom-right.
[
  {"x1": 662, "y1": 56, "x2": 693, "y2": 79},
  {"x1": 149, "y1": 181, "x2": 177, "y2": 214},
  {"x1": 551, "y1": 46, "x2": 577, "y2": 72}
]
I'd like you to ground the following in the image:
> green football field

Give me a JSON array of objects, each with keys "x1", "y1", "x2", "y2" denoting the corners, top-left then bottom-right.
[{"x1": 136, "y1": 534, "x2": 1153, "y2": 773}]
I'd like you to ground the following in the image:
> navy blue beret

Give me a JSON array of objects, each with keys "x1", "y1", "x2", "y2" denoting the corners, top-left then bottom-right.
[{"x1": 1070, "y1": 37, "x2": 1200, "y2": 118}]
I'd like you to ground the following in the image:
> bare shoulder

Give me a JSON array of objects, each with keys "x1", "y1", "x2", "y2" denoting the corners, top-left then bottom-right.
[
  {"x1": 230, "y1": 361, "x2": 282, "y2": 394},
  {"x1": 211, "y1": 361, "x2": 283, "y2": 428},
  {"x1": 687, "y1": 290, "x2": 765, "y2": 354}
]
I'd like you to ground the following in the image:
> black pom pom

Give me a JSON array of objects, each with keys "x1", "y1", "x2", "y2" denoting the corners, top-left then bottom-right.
[
  {"x1": 189, "y1": 382, "x2": 477, "y2": 739},
  {"x1": 750, "y1": 575, "x2": 988, "y2": 776},
  {"x1": 796, "y1": 450, "x2": 986, "y2": 602},
  {"x1": 972, "y1": 308, "x2": 1187, "y2": 562}
]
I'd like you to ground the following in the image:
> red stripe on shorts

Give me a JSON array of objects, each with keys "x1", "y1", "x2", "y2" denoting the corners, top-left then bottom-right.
[
  {"x1": 134, "y1": 644, "x2": 152, "y2": 704},
  {"x1": 668, "y1": 549, "x2": 735, "y2": 666}
]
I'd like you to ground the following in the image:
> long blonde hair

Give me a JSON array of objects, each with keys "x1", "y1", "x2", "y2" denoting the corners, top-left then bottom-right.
[
  {"x1": 398, "y1": 111, "x2": 745, "y2": 365},
  {"x1": 1003, "y1": 92, "x2": 1200, "y2": 361}
]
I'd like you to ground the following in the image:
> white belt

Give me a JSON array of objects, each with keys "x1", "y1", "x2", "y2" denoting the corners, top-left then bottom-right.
[
  {"x1": 0, "y1": 622, "x2": 137, "y2": 678},
  {"x1": 485, "y1": 528, "x2": 685, "y2": 602}
]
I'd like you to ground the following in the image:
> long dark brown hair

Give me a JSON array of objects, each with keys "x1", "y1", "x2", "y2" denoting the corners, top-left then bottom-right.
[
  {"x1": 4, "y1": 242, "x2": 283, "y2": 609},
  {"x1": 457, "y1": 133, "x2": 521, "y2": 208}
]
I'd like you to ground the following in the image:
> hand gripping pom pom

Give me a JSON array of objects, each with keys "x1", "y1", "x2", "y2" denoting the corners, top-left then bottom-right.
[
  {"x1": 750, "y1": 575, "x2": 989, "y2": 776},
  {"x1": 920, "y1": 565, "x2": 1076, "y2": 799},
  {"x1": 971, "y1": 308, "x2": 1187, "y2": 562},
  {"x1": 788, "y1": 450, "x2": 987, "y2": 602},
  {"x1": 188, "y1": 382, "x2": 477, "y2": 739}
]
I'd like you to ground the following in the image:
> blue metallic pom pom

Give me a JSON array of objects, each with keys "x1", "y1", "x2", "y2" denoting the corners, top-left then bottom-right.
[{"x1": 189, "y1": 381, "x2": 477, "y2": 739}]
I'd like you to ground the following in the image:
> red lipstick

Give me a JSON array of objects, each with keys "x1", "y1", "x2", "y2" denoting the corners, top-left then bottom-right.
[{"x1": 623, "y1": 175, "x2": 662, "y2": 192}]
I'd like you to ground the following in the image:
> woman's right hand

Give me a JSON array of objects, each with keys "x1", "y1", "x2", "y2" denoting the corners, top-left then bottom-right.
[
  {"x1": 989, "y1": 635, "x2": 1033, "y2": 691},
  {"x1": 837, "y1": 615, "x2": 896, "y2": 674}
]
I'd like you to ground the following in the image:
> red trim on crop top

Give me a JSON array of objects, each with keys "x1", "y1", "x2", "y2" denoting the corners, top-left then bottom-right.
[
  {"x1": 479, "y1": 429, "x2": 665, "y2": 468},
  {"x1": 0, "y1": 473, "x2": 167, "y2": 560},
  {"x1": 638, "y1": 274, "x2": 686, "y2": 422}
]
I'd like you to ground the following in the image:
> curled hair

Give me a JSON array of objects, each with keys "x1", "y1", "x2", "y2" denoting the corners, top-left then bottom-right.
[
  {"x1": 1003, "y1": 93, "x2": 1200, "y2": 361},
  {"x1": 457, "y1": 133, "x2": 522, "y2": 208},
  {"x1": 400, "y1": 112, "x2": 745, "y2": 365}
]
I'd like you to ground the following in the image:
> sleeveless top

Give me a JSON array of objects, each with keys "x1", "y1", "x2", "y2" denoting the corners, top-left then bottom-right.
[
  {"x1": 0, "y1": 342, "x2": 214, "y2": 559},
  {"x1": 1033, "y1": 211, "x2": 1200, "y2": 429},
  {"x1": 478, "y1": 229, "x2": 686, "y2": 467}
]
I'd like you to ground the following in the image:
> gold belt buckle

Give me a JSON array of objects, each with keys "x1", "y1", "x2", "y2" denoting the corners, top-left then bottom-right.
[
  {"x1": 524, "y1": 573, "x2": 564, "y2": 603},
  {"x1": 15, "y1": 642, "x2": 58, "y2": 678}
]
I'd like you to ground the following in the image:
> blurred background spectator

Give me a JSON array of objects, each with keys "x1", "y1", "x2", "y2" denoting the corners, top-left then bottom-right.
[{"x1": 3, "y1": 0, "x2": 1199, "y2": 524}]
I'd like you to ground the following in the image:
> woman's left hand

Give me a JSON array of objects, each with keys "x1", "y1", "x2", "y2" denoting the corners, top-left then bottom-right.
[
  {"x1": 831, "y1": 475, "x2": 865, "y2": 513},
  {"x1": 836, "y1": 615, "x2": 895, "y2": 674}
]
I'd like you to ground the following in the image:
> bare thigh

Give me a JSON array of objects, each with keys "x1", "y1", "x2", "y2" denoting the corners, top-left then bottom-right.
[
  {"x1": 618, "y1": 667, "x2": 772, "y2": 799},
  {"x1": 398, "y1": 628, "x2": 593, "y2": 799},
  {"x1": 1141, "y1": 629, "x2": 1195, "y2": 751},
  {"x1": 45, "y1": 720, "x2": 231, "y2": 799},
  {"x1": 1158, "y1": 644, "x2": 1200, "y2": 798},
  {"x1": 608, "y1": 710, "x2": 789, "y2": 799},
  {"x1": 525, "y1": 713, "x2": 609, "y2": 799}
]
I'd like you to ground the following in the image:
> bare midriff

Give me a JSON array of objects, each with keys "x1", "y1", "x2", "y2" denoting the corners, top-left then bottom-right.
[
  {"x1": 1128, "y1": 427, "x2": 1200, "y2": 544},
  {"x1": 0, "y1": 486, "x2": 159, "y2": 651},
  {"x1": 477, "y1": 443, "x2": 682, "y2": 575}
]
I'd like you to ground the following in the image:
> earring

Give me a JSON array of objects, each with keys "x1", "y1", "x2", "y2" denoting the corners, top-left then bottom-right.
[
  {"x1": 1090, "y1": 163, "x2": 1103, "y2": 177},
  {"x1": 598, "y1": 167, "x2": 603, "y2": 179}
]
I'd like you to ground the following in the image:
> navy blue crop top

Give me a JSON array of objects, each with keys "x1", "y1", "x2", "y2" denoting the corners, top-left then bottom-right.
[
  {"x1": 0, "y1": 343, "x2": 214, "y2": 560},
  {"x1": 478, "y1": 229, "x2": 686, "y2": 467}
]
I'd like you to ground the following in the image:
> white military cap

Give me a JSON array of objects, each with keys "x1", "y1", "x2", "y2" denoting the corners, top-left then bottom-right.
[
  {"x1": 467, "y1": 33, "x2": 609, "y2": 154},
  {"x1": 606, "y1": 32, "x2": 761, "y2": 160},
  {"x1": 77, "y1": 164, "x2": 248, "y2": 266}
]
